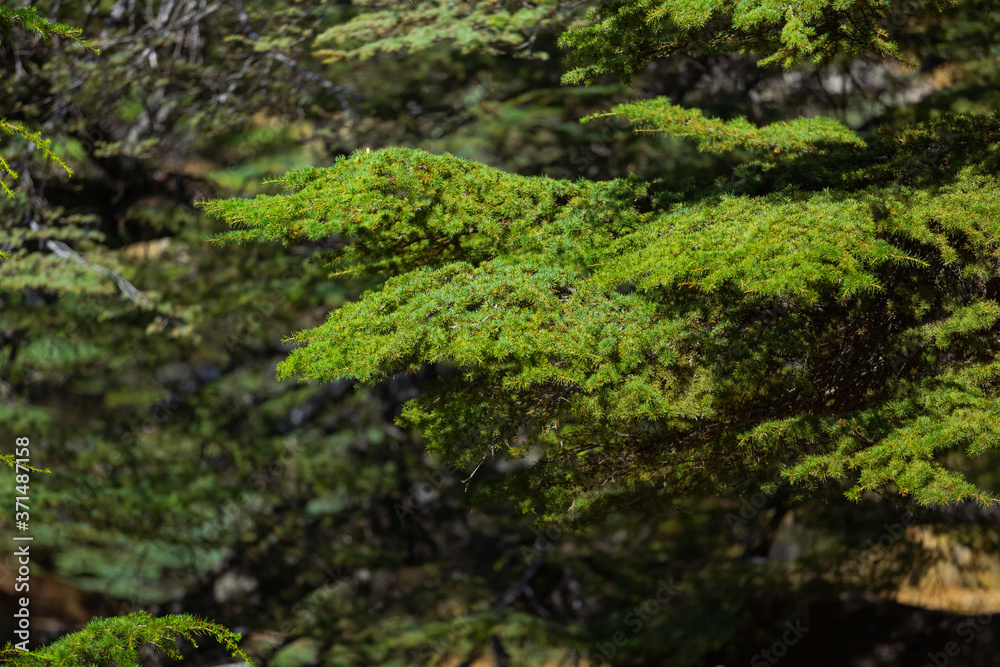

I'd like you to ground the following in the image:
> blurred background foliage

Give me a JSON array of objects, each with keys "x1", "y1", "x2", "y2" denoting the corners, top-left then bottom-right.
[{"x1": 1, "y1": 0, "x2": 1000, "y2": 665}]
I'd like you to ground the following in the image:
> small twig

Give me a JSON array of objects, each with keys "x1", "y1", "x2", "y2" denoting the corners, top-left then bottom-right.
[
  {"x1": 45, "y1": 239, "x2": 147, "y2": 304},
  {"x1": 462, "y1": 445, "x2": 496, "y2": 490},
  {"x1": 44, "y1": 239, "x2": 187, "y2": 329}
]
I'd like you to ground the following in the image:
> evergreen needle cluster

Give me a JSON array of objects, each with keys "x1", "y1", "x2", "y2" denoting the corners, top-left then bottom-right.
[
  {"x1": 206, "y1": 108, "x2": 1000, "y2": 523},
  {"x1": 0, "y1": 612, "x2": 250, "y2": 667},
  {"x1": 0, "y1": 6, "x2": 96, "y2": 196}
]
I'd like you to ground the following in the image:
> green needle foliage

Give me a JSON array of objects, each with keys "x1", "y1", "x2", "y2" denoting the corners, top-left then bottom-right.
[
  {"x1": 0, "y1": 120, "x2": 73, "y2": 198},
  {"x1": 558, "y1": 0, "x2": 956, "y2": 82},
  {"x1": 0, "y1": 612, "x2": 250, "y2": 667},
  {"x1": 583, "y1": 98, "x2": 866, "y2": 154},
  {"x1": 206, "y1": 105, "x2": 1000, "y2": 524},
  {"x1": 7, "y1": 0, "x2": 1000, "y2": 663},
  {"x1": 0, "y1": 6, "x2": 96, "y2": 196},
  {"x1": 0, "y1": 7, "x2": 95, "y2": 50},
  {"x1": 312, "y1": 0, "x2": 574, "y2": 62},
  {"x1": 204, "y1": 0, "x2": 1000, "y2": 526}
]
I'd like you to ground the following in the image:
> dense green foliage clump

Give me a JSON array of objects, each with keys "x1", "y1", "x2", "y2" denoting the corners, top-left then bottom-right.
[
  {"x1": 3, "y1": 2, "x2": 718, "y2": 664},
  {"x1": 584, "y1": 99, "x2": 866, "y2": 153},
  {"x1": 0, "y1": 5, "x2": 95, "y2": 197},
  {"x1": 6, "y1": 0, "x2": 1000, "y2": 664},
  {"x1": 207, "y1": 115, "x2": 1000, "y2": 523},
  {"x1": 205, "y1": 0, "x2": 1000, "y2": 526},
  {"x1": 1, "y1": 612, "x2": 248, "y2": 667}
]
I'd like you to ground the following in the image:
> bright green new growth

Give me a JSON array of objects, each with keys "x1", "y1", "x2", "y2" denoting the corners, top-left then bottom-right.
[
  {"x1": 558, "y1": 0, "x2": 953, "y2": 83},
  {"x1": 203, "y1": 148, "x2": 582, "y2": 274},
  {"x1": 312, "y1": 0, "x2": 566, "y2": 62},
  {"x1": 0, "y1": 6, "x2": 97, "y2": 197},
  {"x1": 0, "y1": 612, "x2": 251, "y2": 666},
  {"x1": 206, "y1": 112, "x2": 1000, "y2": 523},
  {"x1": 307, "y1": 0, "x2": 938, "y2": 83},
  {"x1": 0, "y1": 7, "x2": 97, "y2": 51},
  {"x1": 0, "y1": 120, "x2": 74, "y2": 198},
  {"x1": 584, "y1": 98, "x2": 866, "y2": 154}
]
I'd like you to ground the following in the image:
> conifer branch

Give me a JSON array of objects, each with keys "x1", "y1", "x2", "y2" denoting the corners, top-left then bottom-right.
[
  {"x1": 205, "y1": 113, "x2": 1000, "y2": 521},
  {"x1": 0, "y1": 611, "x2": 251, "y2": 667},
  {"x1": 0, "y1": 8, "x2": 95, "y2": 197},
  {"x1": 582, "y1": 98, "x2": 866, "y2": 154}
]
